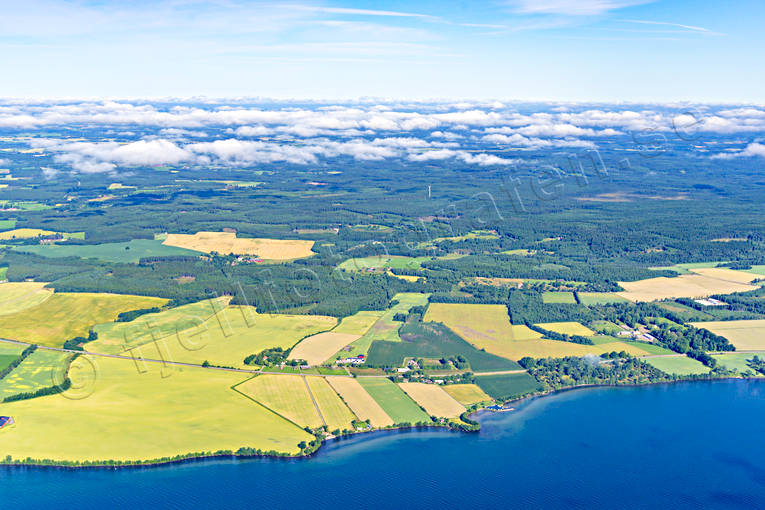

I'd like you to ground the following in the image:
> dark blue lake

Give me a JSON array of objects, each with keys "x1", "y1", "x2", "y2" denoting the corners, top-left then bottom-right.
[{"x1": 2, "y1": 379, "x2": 764, "y2": 509}]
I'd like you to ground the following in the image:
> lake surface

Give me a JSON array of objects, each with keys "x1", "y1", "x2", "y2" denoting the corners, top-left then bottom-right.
[{"x1": 2, "y1": 379, "x2": 765, "y2": 509}]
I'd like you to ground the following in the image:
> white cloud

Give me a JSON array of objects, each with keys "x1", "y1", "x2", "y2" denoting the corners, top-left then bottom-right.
[
  {"x1": 713, "y1": 142, "x2": 765, "y2": 159},
  {"x1": 510, "y1": 0, "x2": 655, "y2": 16}
]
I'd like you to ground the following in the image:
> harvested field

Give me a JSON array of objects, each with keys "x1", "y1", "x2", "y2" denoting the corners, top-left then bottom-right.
[
  {"x1": 0, "y1": 228, "x2": 57, "y2": 239},
  {"x1": 535, "y1": 321, "x2": 594, "y2": 336},
  {"x1": 327, "y1": 377, "x2": 393, "y2": 427},
  {"x1": 617, "y1": 273, "x2": 758, "y2": 302},
  {"x1": 398, "y1": 382, "x2": 466, "y2": 418},
  {"x1": 163, "y1": 231, "x2": 314, "y2": 260},
  {"x1": 289, "y1": 332, "x2": 361, "y2": 366}
]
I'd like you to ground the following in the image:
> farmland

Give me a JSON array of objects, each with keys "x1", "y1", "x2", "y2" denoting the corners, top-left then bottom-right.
[
  {"x1": 0, "y1": 292, "x2": 168, "y2": 347},
  {"x1": 398, "y1": 382, "x2": 466, "y2": 418},
  {"x1": 305, "y1": 376, "x2": 356, "y2": 430},
  {"x1": 690, "y1": 320, "x2": 765, "y2": 351},
  {"x1": 442, "y1": 384, "x2": 492, "y2": 406},
  {"x1": 327, "y1": 377, "x2": 394, "y2": 427},
  {"x1": 535, "y1": 322, "x2": 594, "y2": 336},
  {"x1": 577, "y1": 293, "x2": 630, "y2": 305},
  {"x1": 14, "y1": 239, "x2": 202, "y2": 263},
  {"x1": 542, "y1": 291, "x2": 576, "y2": 304},
  {"x1": 162, "y1": 231, "x2": 315, "y2": 260},
  {"x1": 0, "y1": 349, "x2": 71, "y2": 400},
  {"x1": 0, "y1": 357, "x2": 312, "y2": 462},
  {"x1": 0, "y1": 282, "x2": 53, "y2": 315},
  {"x1": 475, "y1": 373, "x2": 543, "y2": 401},
  {"x1": 617, "y1": 270, "x2": 759, "y2": 302},
  {"x1": 289, "y1": 332, "x2": 361, "y2": 365},
  {"x1": 357, "y1": 378, "x2": 430, "y2": 424},
  {"x1": 238, "y1": 375, "x2": 323, "y2": 428},
  {"x1": 711, "y1": 353, "x2": 764, "y2": 375},
  {"x1": 644, "y1": 356, "x2": 711, "y2": 376},
  {"x1": 338, "y1": 255, "x2": 431, "y2": 272}
]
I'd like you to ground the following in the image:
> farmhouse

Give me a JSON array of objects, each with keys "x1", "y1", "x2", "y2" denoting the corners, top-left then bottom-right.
[{"x1": 337, "y1": 354, "x2": 366, "y2": 365}]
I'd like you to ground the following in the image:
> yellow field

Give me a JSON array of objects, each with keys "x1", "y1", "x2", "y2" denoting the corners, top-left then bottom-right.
[
  {"x1": 163, "y1": 231, "x2": 315, "y2": 260},
  {"x1": 398, "y1": 382, "x2": 466, "y2": 418},
  {"x1": 0, "y1": 228, "x2": 57, "y2": 239},
  {"x1": 425, "y1": 303, "x2": 651, "y2": 360},
  {"x1": 617, "y1": 271, "x2": 758, "y2": 302},
  {"x1": 88, "y1": 297, "x2": 230, "y2": 354},
  {"x1": 238, "y1": 375, "x2": 323, "y2": 428},
  {"x1": 0, "y1": 292, "x2": 168, "y2": 347},
  {"x1": 535, "y1": 322, "x2": 595, "y2": 336},
  {"x1": 386, "y1": 271, "x2": 421, "y2": 282},
  {"x1": 305, "y1": 376, "x2": 356, "y2": 430},
  {"x1": 0, "y1": 282, "x2": 53, "y2": 316},
  {"x1": 691, "y1": 320, "x2": 765, "y2": 351},
  {"x1": 327, "y1": 377, "x2": 393, "y2": 427},
  {"x1": 288, "y1": 332, "x2": 361, "y2": 365},
  {"x1": 442, "y1": 384, "x2": 492, "y2": 406},
  {"x1": 689, "y1": 267, "x2": 759, "y2": 284},
  {"x1": 0, "y1": 357, "x2": 312, "y2": 462},
  {"x1": 125, "y1": 306, "x2": 336, "y2": 369},
  {"x1": 331, "y1": 310, "x2": 384, "y2": 335}
]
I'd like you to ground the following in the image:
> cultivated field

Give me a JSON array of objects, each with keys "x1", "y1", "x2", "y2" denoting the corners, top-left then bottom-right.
[
  {"x1": 0, "y1": 349, "x2": 71, "y2": 400},
  {"x1": 338, "y1": 255, "x2": 431, "y2": 272},
  {"x1": 357, "y1": 378, "x2": 430, "y2": 424},
  {"x1": 0, "y1": 292, "x2": 168, "y2": 347},
  {"x1": 542, "y1": 291, "x2": 576, "y2": 304},
  {"x1": 288, "y1": 332, "x2": 361, "y2": 366},
  {"x1": 398, "y1": 382, "x2": 466, "y2": 418},
  {"x1": 535, "y1": 321, "x2": 594, "y2": 336},
  {"x1": 442, "y1": 384, "x2": 492, "y2": 406},
  {"x1": 338, "y1": 293, "x2": 429, "y2": 359},
  {"x1": 163, "y1": 231, "x2": 314, "y2": 260},
  {"x1": 0, "y1": 282, "x2": 53, "y2": 316},
  {"x1": 475, "y1": 373, "x2": 543, "y2": 400},
  {"x1": 617, "y1": 271, "x2": 758, "y2": 302},
  {"x1": 0, "y1": 357, "x2": 312, "y2": 462},
  {"x1": 126, "y1": 305, "x2": 336, "y2": 368},
  {"x1": 424, "y1": 303, "x2": 652, "y2": 360},
  {"x1": 305, "y1": 376, "x2": 356, "y2": 430},
  {"x1": 0, "y1": 228, "x2": 57, "y2": 239},
  {"x1": 691, "y1": 320, "x2": 765, "y2": 351},
  {"x1": 14, "y1": 239, "x2": 201, "y2": 263},
  {"x1": 711, "y1": 353, "x2": 764, "y2": 375},
  {"x1": 577, "y1": 292, "x2": 630, "y2": 305},
  {"x1": 238, "y1": 375, "x2": 323, "y2": 428},
  {"x1": 689, "y1": 267, "x2": 759, "y2": 284},
  {"x1": 326, "y1": 377, "x2": 394, "y2": 427},
  {"x1": 644, "y1": 356, "x2": 711, "y2": 375},
  {"x1": 89, "y1": 297, "x2": 230, "y2": 354},
  {"x1": 331, "y1": 310, "x2": 384, "y2": 335},
  {"x1": 0, "y1": 342, "x2": 24, "y2": 371}
]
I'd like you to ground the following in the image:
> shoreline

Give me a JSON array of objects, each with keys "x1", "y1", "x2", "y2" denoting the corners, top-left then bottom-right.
[{"x1": 2, "y1": 375, "x2": 761, "y2": 471}]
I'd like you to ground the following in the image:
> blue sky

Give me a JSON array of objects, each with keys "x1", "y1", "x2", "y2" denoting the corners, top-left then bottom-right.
[{"x1": 0, "y1": 0, "x2": 762, "y2": 101}]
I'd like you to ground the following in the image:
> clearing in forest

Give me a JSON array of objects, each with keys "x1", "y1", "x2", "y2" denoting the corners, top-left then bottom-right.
[
  {"x1": 577, "y1": 292, "x2": 630, "y2": 305},
  {"x1": 162, "y1": 231, "x2": 314, "y2": 260},
  {"x1": 398, "y1": 382, "x2": 466, "y2": 418},
  {"x1": 542, "y1": 291, "x2": 576, "y2": 304},
  {"x1": 326, "y1": 377, "x2": 393, "y2": 427}
]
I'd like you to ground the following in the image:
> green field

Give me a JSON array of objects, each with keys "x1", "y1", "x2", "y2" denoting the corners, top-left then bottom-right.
[
  {"x1": 0, "y1": 292, "x2": 168, "y2": 347},
  {"x1": 474, "y1": 372, "x2": 543, "y2": 401},
  {"x1": 644, "y1": 356, "x2": 711, "y2": 375},
  {"x1": 13, "y1": 239, "x2": 202, "y2": 263},
  {"x1": 0, "y1": 266, "x2": 6, "y2": 280},
  {"x1": 711, "y1": 353, "x2": 764, "y2": 375},
  {"x1": 542, "y1": 291, "x2": 576, "y2": 304},
  {"x1": 357, "y1": 378, "x2": 430, "y2": 424},
  {"x1": 338, "y1": 255, "x2": 431, "y2": 272},
  {"x1": 0, "y1": 200, "x2": 53, "y2": 211},
  {"x1": 336, "y1": 293, "x2": 430, "y2": 359},
  {"x1": 306, "y1": 376, "x2": 356, "y2": 431},
  {"x1": 365, "y1": 320, "x2": 520, "y2": 371},
  {"x1": 589, "y1": 320, "x2": 623, "y2": 335},
  {"x1": 577, "y1": 292, "x2": 630, "y2": 305},
  {"x1": 0, "y1": 349, "x2": 72, "y2": 400},
  {"x1": 0, "y1": 219, "x2": 16, "y2": 229},
  {"x1": 0, "y1": 357, "x2": 312, "y2": 462}
]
